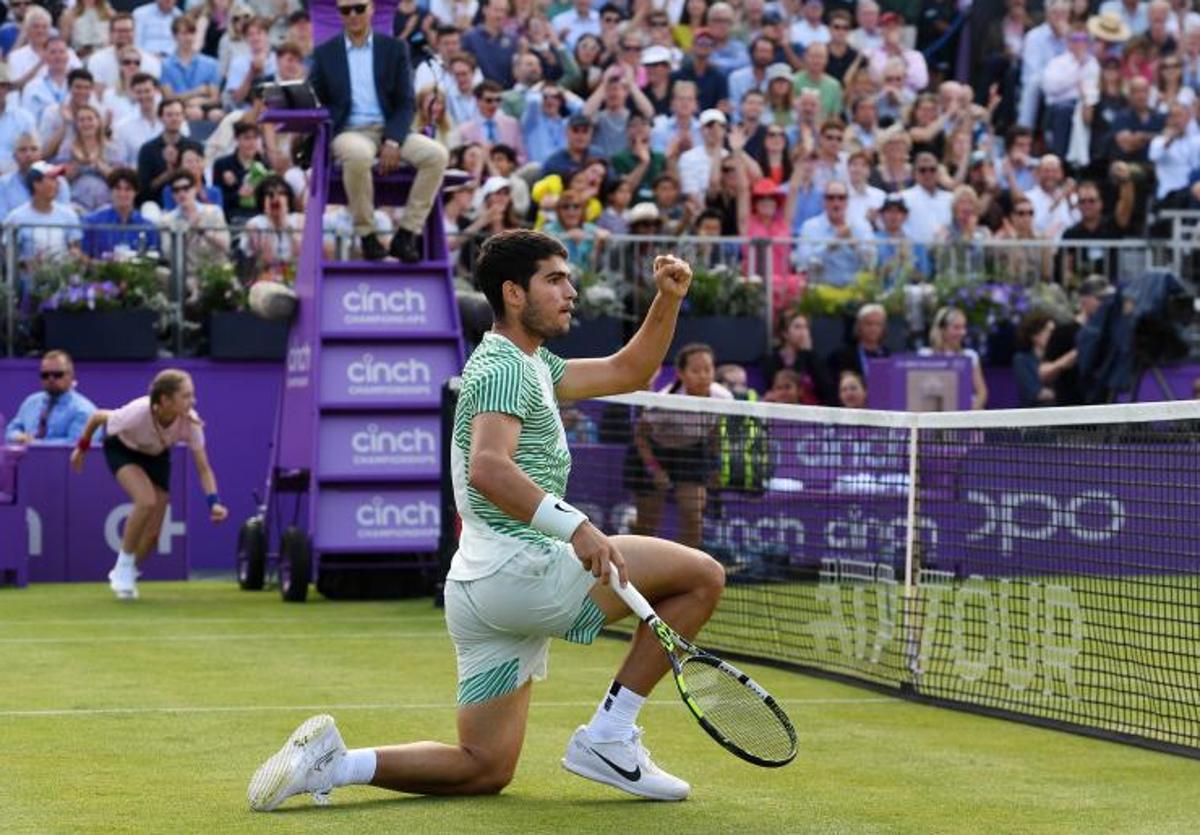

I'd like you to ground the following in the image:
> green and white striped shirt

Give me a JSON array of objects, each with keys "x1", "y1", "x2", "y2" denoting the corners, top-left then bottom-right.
[{"x1": 448, "y1": 332, "x2": 571, "y2": 580}]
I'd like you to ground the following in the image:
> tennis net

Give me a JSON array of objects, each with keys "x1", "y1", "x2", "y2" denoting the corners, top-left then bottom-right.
[{"x1": 563, "y1": 393, "x2": 1200, "y2": 758}]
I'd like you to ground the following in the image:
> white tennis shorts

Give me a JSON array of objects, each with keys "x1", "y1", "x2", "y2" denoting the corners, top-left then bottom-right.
[{"x1": 444, "y1": 540, "x2": 606, "y2": 705}]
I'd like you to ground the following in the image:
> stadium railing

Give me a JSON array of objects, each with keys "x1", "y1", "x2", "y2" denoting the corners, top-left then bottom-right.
[{"x1": 0, "y1": 223, "x2": 1195, "y2": 359}]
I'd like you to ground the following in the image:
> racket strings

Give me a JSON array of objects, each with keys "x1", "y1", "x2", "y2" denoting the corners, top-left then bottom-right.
[{"x1": 681, "y1": 658, "x2": 796, "y2": 763}]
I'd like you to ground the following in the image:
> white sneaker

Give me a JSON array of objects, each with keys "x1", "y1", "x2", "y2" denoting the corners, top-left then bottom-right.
[
  {"x1": 248, "y1": 714, "x2": 347, "y2": 812},
  {"x1": 107, "y1": 563, "x2": 139, "y2": 600},
  {"x1": 561, "y1": 725, "x2": 690, "y2": 801}
]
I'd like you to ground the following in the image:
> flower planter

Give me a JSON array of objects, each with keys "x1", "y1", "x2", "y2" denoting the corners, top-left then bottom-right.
[
  {"x1": 671, "y1": 315, "x2": 768, "y2": 365},
  {"x1": 42, "y1": 309, "x2": 158, "y2": 360},
  {"x1": 546, "y1": 315, "x2": 624, "y2": 359},
  {"x1": 208, "y1": 311, "x2": 289, "y2": 361}
]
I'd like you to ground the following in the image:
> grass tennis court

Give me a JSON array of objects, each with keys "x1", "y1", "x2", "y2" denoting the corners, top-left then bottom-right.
[{"x1": 3, "y1": 582, "x2": 1199, "y2": 834}]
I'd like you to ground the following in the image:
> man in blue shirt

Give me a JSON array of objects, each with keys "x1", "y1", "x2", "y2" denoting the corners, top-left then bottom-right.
[
  {"x1": 82, "y1": 168, "x2": 161, "y2": 259},
  {"x1": 796, "y1": 180, "x2": 875, "y2": 287},
  {"x1": 463, "y1": 0, "x2": 517, "y2": 88},
  {"x1": 5, "y1": 161, "x2": 82, "y2": 262},
  {"x1": 308, "y1": 0, "x2": 448, "y2": 262},
  {"x1": 5, "y1": 350, "x2": 96, "y2": 446},
  {"x1": 160, "y1": 16, "x2": 221, "y2": 102}
]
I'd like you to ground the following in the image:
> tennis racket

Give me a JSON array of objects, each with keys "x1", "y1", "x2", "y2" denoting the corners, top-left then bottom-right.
[{"x1": 609, "y1": 574, "x2": 797, "y2": 768}]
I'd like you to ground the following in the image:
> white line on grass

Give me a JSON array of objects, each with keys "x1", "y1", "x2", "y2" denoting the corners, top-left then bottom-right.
[
  {"x1": 0, "y1": 632, "x2": 446, "y2": 644},
  {"x1": 0, "y1": 697, "x2": 896, "y2": 718}
]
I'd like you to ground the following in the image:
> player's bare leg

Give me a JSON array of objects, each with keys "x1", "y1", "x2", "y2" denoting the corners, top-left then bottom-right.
[
  {"x1": 370, "y1": 680, "x2": 533, "y2": 795},
  {"x1": 249, "y1": 682, "x2": 533, "y2": 810},
  {"x1": 589, "y1": 534, "x2": 724, "y2": 694},
  {"x1": 561, "y1": 535, "x2": 724, "y2": 800}
]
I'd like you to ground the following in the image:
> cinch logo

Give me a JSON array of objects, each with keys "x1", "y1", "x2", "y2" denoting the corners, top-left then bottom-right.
[
  {"x1": 351, "y1": 424, "x2": 437, "y2": 455},
  {"x1": 355, "y1": 496, "x2": 439, "y2": 528},
  {"x1": 347, "y1": 354, "x2": 432, "y2": 385},
  {"x1": 342, "y1": 283, "x2": 427, "y2": 315},
  {"x1": 966, "y1": 489, "x2": 1125, "y2": 554}
]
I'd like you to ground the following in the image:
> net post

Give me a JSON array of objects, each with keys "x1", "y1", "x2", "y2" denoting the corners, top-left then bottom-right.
[
  {"x1": 902, "y1": 423, "x2": 918, "y2": 594},
  {"x1": 901, "y1": 422, "x2": 921, "y2": 684}
]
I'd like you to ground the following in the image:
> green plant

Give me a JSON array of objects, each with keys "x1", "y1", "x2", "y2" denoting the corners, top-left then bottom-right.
[
  {"x1": 31, "y1": 254, "x2": 170, "y2": 317},
  {"x1": 193, "y1": 258, "x2": 247, "y2": 315},
  {"x1": 573, "y1": 267, "x2": 628, "y2": 320},
  {"x1": 684, "y1": 265, "x2": 765, "y2": 317}
]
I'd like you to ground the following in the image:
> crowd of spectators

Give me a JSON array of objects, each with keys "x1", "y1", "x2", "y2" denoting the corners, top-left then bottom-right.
[
  {"x1": 420, "y1": 0, "x2": 1200, "y2": 305},
  {"x1": 0, "y1": 0, "x2": 1197, "y2": 383}
]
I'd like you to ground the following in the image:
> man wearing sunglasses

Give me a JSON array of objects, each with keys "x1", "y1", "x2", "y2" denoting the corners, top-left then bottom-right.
[
  {"x1": 309, "y1": 0, "x2": 449, "y2": 262},
  {"x1": 5, "y1": 351, "x2": 96, "y2": 446}
]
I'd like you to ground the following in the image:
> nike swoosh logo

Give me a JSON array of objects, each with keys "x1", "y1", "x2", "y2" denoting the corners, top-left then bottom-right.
[
  {"x1": 590, "y1": 748, "x2": 641, "y2": 782},
  {"x1": 312, "y1": 750, "x2": 336, "y2": 773},
  {"x1": 555, "y1": 503, "x2": 573, "y2": 513}
]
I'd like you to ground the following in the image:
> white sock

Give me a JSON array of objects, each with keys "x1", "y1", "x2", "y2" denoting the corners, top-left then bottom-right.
[
  {"x1": 333, "y1": 748, "x2": 377, "y2": 787},
  {"x1": 116, "y1": 552, "x2": 135, "y2": 570},
  {"x1": 586, "y1": 681, "x2": 646, "y2": 743}
]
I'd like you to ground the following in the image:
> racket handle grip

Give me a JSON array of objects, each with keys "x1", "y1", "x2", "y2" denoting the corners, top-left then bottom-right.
[{"x1": 607, "y1": 571, "x2": 656, "y2": 622}]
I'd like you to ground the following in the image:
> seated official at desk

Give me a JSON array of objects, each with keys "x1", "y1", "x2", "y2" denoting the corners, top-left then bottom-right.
[{"x1": 5, "y1": 350, "x2": 96, "y2": 445}]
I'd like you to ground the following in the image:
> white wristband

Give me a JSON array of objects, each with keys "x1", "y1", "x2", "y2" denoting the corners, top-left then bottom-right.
[{"x1": 530, "y1": 494, "x2": 588, "y2": 541}]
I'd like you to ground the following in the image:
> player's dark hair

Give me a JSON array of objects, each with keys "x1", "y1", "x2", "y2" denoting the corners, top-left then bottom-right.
[
  {"x1": 475, "y1": 229, "x2": 568, "y2": 320},
  {"x1": 675, "y1": 342, "x2": 714, "y2": 372}
]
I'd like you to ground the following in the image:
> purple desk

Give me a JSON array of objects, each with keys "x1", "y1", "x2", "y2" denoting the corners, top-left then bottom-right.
[{"x1": 3, "y1": 446, "x2": 188, "y2": 584}]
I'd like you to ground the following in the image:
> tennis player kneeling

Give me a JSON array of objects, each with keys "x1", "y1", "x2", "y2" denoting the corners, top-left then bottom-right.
[
  {"x1": 70, "y1": 369, "x2": 228, "y2": 599},
  {"x1": 248, "y1": 230, "x2": 725, "y2": 809}
]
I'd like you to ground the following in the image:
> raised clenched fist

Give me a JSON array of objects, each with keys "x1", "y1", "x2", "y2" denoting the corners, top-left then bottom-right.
[{"x1": 653, "y1": 254, "x2": 692, "y2": 299}]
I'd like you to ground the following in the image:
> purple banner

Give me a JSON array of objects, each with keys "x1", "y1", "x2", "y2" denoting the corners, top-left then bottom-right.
[
  {"x1": 319, "y1": 344, "x2": 460, "y2": 408},
  {"x1": 314, "y1": 487, "x2": 440, "y2": 552},
  {"x1": 867, "y1": 356, "x2": 972, "y2": 411},
  {"x1": 9, "y1": 447, "x2": 189, "y2": 583},
  {"x1": 317, "y1": 413, "x2": 441, "y2": 480},
  {"x1": 564, "y1": 440, "x2": 1198, "y2": 576},
  {"x1": 320, "y1": 275, "x2": 456, "y2": 337},
  {"x1": 0, "y1": 359, "x2": 279, "y2": 576}
]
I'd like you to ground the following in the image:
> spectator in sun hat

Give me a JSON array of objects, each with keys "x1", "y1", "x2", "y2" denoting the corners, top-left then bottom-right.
[
  {"x1": 874, "y1": 193, "x2": 931, "y2": 286},
  {"x1": 679, "y1": 108, "x2": 727, "y2": 202},
  {"x1": 1097, "y1": 0, "x2": 1147, "y2": 39},
  {"x1": 6, "y1": 161, "x2": 83, "y2": 262},
  {"x1": 641, "y1": 44, "x2": 675, "y2": 116}
]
